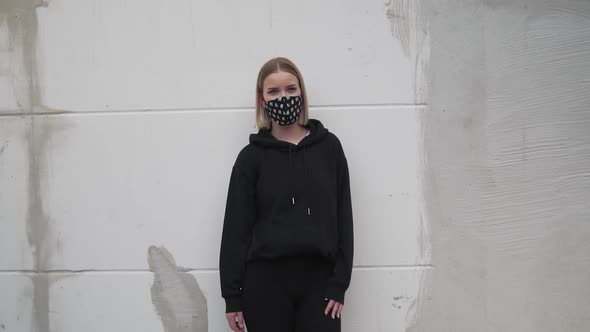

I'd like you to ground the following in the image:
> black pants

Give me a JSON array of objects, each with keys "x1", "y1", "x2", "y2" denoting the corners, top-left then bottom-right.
[{"x1": 242, "y1": 256, "x2": 341, "y2": 332}]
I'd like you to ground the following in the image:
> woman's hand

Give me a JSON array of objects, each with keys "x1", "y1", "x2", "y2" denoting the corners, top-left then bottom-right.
[
  {"x1": 324, "y1": 299, "x2": 344, "y2": 319},
  {"x1": 225, "y1": 311, "x2": 245, "y2": 331}
]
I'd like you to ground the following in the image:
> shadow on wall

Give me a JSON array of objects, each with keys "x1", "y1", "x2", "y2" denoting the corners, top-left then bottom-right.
[{"x1": 148, "y1": 246, "x2": 208, "y2": 332}]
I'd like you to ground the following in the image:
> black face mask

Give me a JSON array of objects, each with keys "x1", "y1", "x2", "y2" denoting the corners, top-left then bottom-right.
[{"x1": 264, "y1": 95, "x2": 303, "y2": 126}]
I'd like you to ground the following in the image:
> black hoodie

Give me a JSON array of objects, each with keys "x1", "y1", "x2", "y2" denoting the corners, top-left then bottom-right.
[{"x1": 219, "y1": 119, "x2": 354, "y2": 313}]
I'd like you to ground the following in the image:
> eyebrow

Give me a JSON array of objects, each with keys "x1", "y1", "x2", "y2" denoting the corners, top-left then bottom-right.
[
  {"x1": 265, "y1": 84, "x2": 298, "y2": 93},
  {"x1": 267, "y1": 84, "x2": 297, "y2": 90}
]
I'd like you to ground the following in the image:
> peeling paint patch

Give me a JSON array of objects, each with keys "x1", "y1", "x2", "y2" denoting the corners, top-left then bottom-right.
[
  {"x1": 148, "y1": 246, "x2": 208, "y2": 332},
  {"x1": 385, "y1": 0, "x2": 411, "y2": 56},
  {"x1": 0, "y1": 2, "x2": 58, "y2": 332},
  {"x1": 26, "y1": 116, "x2": 69, "y2": 332},
  {"x1": 1, "y1": 0, "x2": 66, "y2": 329},
  {"x1": 392, "y1": 295, "x2": 411, "y2": 309},
  {"x1": 30, "y1": 273, "x2": 50, "y2": 332},
  {"x1": 416, "y1": 203, "x2": 431, "y2": 265},
  {"x1": 0, "y1": 0, "x2": 48, "y2": 112},
  {"x1": 384, "y1": 0, "x2": 430, "y2": 103},
  {"x1": 405, "y1": 268, "x2": 430, "y2": 329}
]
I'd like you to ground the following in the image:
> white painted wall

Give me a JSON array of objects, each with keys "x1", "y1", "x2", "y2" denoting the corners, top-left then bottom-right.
[
  {"x1": 4, "y1": 1, "x2": 590, "y2": 332},
  {"x1": 0, "y1": 1, "x2": 427, "y2": 331}
]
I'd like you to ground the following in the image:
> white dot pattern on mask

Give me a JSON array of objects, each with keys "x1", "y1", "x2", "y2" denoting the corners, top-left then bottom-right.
[{"x1": 264, "y1": 96, "x2": 303, "y2": 126}]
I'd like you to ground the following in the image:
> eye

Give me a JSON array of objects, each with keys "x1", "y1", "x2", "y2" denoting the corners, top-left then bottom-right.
[{"x1": 287, "y1": 87, "x2": 297, "y2": 92}]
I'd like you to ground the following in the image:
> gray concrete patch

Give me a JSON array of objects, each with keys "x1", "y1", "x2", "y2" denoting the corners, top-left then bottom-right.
[{"x1": 148, "y1": 246, "x2": 208, "y2": 332}]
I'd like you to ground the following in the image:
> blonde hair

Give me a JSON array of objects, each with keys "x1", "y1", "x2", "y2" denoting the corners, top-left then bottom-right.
[{"x1": 255, "y1": 57, "x2": 309, "y2": 130}]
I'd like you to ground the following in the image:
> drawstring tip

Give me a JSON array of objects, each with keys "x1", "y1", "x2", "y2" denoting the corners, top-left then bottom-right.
[
  {"x1": 292, "y1": 197, "x2": 295, "y2": 205},
  {"x1": 307, "y1": 207, "x2": 311, "y2": 216}
]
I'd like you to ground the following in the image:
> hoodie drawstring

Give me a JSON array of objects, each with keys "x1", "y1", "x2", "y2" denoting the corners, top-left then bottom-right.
[
  {"x1": 303, "y1": 146, "x2": 311, "y2": 216},
  {"x1": 288, "y1": 143, "x2": 312, "y2": 217},
  {"x1": 289, "y1": 145, "x2": 295, "y2": 206}
]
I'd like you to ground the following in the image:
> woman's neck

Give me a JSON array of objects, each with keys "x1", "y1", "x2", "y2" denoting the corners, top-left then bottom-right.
[{"x1": 271, "y1": 123, "x2": 308, "y2": 145}]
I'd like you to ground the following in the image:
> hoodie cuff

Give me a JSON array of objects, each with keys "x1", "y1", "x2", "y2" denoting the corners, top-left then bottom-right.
[
  {"x1": 324, "y1": 284, "x2": 346, "y2": 304},
  {"x1": 224, "y1": 296, "x2": 243, "y2": 313}
]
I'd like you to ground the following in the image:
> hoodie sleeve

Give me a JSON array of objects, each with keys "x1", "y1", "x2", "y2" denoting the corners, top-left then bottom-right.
[
  {"x1": 219, "y1": 150, "x2": 257, "y2": 313},
  {"x1": 325, "y1": 138, "x2": 354, "y2": 304}
]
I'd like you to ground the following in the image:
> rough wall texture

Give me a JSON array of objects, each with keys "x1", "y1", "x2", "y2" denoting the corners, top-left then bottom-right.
[{"x1": 412, "y1": 0, "x2": 590, "y2": 331}]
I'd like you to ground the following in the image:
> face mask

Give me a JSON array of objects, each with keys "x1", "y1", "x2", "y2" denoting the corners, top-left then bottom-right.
[{"x1": 264, "y1": 95, "x2": 303, "y2": 126}]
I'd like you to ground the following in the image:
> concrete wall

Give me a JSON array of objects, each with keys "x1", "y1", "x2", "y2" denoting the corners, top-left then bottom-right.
[
  {"x1": 411, "y1": 0, "x2": 590, "y2": 331},
  {"x1": 0, "y1": 1, "x2": 427, "y2": 331},
  {"x1": 1, "y1": 0, "x2": 589, "y2": 331}
]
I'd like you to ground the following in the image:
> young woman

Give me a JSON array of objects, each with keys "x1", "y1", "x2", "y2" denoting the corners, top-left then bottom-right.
[{"x1": 219, "y1": 57, "x2": 354, "y2": 332}]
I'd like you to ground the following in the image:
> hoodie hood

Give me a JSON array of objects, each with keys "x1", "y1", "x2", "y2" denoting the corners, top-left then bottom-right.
[
  {"x1": 249, "y1": 119, "x2": 329, "y2": 148},
  {"x1": 247, "y1": 118, "x2": 329, "y2": 219}
]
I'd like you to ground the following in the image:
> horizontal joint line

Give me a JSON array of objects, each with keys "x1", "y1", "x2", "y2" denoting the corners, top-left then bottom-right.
[
  {"x1": 0, "y1": 265, "x2": 432, "y2": 275},
  {"x1": 0, "y1": 103, "x2": 428, "y2": 117}
]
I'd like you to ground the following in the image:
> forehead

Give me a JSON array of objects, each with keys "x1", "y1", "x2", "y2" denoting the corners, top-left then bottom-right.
[{"x1": 263, "y1": 71, "x2": 299, "y2": 88}]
